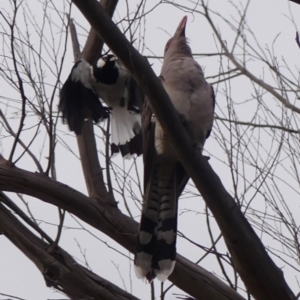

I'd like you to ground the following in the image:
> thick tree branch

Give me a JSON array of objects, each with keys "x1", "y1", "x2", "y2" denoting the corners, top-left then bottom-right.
[
  {"x1": 81, "y1": 0, "x2": 118, "y2": 63},
  {"x1": 0, "y1": 196, "x2": 139, "y2": 300},
  {"x1": 0, "y1": 156, "x2": 136, "y2": 252},
  {"x1": 71, "y1": 0, "x2": 118, "y2": 204},
  {"x1": 0, "y1": 192, "x2": 53, "y2": 244},
  {"x1": 0, "y1": 157, "x2": 245, "y2": 300},
  {"x1": 70, "y1": 1, "x2": 295, "y2": 299},
  {"x1": 289, "y1": 0, "x2": 300, "y2": 5},
  {"x1": 76, "y1": 120, "x2": 114, "y2": 203}
]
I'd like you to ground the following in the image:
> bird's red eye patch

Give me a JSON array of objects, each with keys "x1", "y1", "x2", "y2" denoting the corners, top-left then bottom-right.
[{"x1": 164, "y1": 38, "x2": 173, "y2": 53}]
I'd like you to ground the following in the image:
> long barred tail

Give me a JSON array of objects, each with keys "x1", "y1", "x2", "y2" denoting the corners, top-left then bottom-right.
[
  {"x1": 153, "y1": 170, "x2": 177, "y2": 281},
  {"x1": 134, "y1": 163, "x2": 177, "y2": 282}
]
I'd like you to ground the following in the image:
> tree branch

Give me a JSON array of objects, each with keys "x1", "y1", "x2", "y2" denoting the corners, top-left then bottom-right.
[
  {"x1": 0, "y1": 196, "x2": 140, "y2": 300},
  {"x1": 289, "y1": 0, "x2": 300, "y2": 5},
  {"x1": 70, "y1": 1, "x2": 295, "y2": 299},
  {"x1": 72, "y1": 0, "x2": 119, "y2": 204},
  {"x1": 202, "y1": 1, "x2": 300, "y2": 115},
  {"x1": 0, "y1": 157, "x2": 245, "y2": 300}
]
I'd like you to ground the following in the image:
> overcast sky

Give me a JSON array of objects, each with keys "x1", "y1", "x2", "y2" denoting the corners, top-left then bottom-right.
[{"x1": 1, "y1": 0, "x2": 300, "y2": 299}]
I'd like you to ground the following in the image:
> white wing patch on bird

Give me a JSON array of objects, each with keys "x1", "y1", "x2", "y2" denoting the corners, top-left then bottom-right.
[
  {"x1": 110, "y1": 105, "x2": 141, "y2": 145},
  {"x1": 96, "y1": 58, "x2": 106, "y2": 69},
  {"x1": 70, "y1": 60, "x2": 93, "y2": 89}
]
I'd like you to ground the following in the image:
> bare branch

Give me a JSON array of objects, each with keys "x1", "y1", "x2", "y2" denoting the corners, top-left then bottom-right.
[
  {"x1": 0, "y1": 197, "x2": 140, "y2": 300},
  {"x1": 70, "y1": 1, "x2": 295, "y2": 299},
  {"x1": 201, "y1": 0, "x2": 300, "y2": 115},
  {"x1": 0, "y1": 156, "x2": 245, "y2": 300}
]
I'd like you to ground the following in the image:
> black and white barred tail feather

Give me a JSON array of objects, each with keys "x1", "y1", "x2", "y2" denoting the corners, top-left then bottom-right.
[
  {"x1": 134, "y1": 162, "x2": 178, "y2": 282},
  {"x1": 135, "y1": 15, "x2": 215, "y2": 282}
]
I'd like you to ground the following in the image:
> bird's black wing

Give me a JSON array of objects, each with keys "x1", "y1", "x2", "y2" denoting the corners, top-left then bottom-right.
[{"x1": 59, "y1": 60, "x2": 109, "y2": 135}]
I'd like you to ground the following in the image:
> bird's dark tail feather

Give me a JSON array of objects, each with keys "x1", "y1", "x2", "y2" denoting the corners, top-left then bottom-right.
[
  {"x1": 134, "y1": 163, "x2": 177, "y2": 282},
  {"x1": 111, "y1": 132, "x2": 143, "y2": 157}
]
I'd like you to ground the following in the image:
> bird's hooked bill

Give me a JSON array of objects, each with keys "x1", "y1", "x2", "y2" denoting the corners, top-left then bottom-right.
[{"x1": 173, "y1": 15, "x2": 188, "y2": 38}]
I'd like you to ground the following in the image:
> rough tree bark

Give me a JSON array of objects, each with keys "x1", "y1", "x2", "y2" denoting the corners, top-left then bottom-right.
[
  {"x1": 0, "y1": 191, "x2": 139, "y2": 300},
  {"x1": 0, "y1": 154, "x2": 245, "y2": 300}
]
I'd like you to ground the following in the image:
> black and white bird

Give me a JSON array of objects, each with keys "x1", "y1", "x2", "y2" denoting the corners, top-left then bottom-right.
[
  {"x1": 59, "y1": 54, "x2": 144, "y2": 157},
  {"x1": 134, "y1": 16, "x2": 215, "y2": 281}
]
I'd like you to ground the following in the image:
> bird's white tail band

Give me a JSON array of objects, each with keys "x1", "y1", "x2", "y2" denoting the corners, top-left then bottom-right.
[{"x1": 110, "y1": 106, "x2": 141, "y2": 146}]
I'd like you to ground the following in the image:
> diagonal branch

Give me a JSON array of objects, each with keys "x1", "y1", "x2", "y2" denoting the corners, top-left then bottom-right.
[
  {"x1": 289, "y1": 0, "x2": 300, "y2": 5},
  {"x1": 0, "y1": 156, "x2": 245, "y2": 300},
  {"x1": 0, "y1": 195, "x2": 140, "y2": 300},
  {"x1": 70, "y1": 1, "x2": 295, "y2": 299},
  {"x1": 70, "y1": 0, "x2": 119, "y2": 204}
]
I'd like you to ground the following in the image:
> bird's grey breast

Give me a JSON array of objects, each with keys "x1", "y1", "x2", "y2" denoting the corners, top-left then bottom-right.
[
  {"x1": 161, "y1": 57, "x2": 205, "y2": 116},
  {"x1": 161, "y1": 57, "x2": 214, "y2": 145}
]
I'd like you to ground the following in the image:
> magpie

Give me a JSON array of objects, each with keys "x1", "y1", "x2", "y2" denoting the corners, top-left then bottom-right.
[{"x1": 59, "y1": 54, "x2": 144, "y2": 157}]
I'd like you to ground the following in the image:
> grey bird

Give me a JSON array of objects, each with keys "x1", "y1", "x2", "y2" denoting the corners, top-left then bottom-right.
[{"x1": 134, "y1": 16, "x2": 215, "y2": 282}]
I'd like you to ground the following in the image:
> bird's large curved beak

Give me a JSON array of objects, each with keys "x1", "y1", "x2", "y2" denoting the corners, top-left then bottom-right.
[{"x1": 173, "y1": 16, "x2": 187, "y2": 39}]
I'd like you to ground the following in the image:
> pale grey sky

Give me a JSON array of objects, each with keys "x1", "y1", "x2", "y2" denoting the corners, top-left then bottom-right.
[{"x1": 0, "y1": 0, "x2": 300, "y2": 299}]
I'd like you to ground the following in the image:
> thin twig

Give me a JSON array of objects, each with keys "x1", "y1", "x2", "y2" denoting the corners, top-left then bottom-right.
[{"x1": 0, "y1": 110, "x2": 43, "y2": 172}]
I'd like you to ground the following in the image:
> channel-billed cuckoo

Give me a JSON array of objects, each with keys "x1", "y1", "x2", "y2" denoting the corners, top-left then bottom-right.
[{"x1": 134, "y1": 16, "x2": 215, "y2": 281}]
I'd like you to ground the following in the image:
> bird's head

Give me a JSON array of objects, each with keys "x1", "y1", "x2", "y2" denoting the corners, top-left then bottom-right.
[
  {"x1": 164, "y1": 16, "x2": 192, "y2": 58},
  {"x1": 96, "y1": 54, "x2": 118, "y2": 69},
  {"x1": 93, "y1": 54, "x2": 120, "y2": 85}
]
